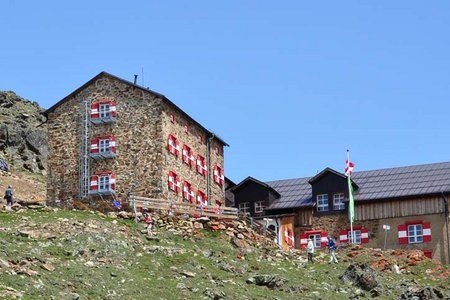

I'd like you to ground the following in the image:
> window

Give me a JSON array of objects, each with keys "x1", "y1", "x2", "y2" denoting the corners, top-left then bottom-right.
[
  {"x1": 408, "y1": 224, "x2": 423, "y2": 244},
  {"x1": 184, "y1": 125, "x2": 190, "y2": 134},
  {"x1": 340, "y1": 227, "x2": 369, "y2": 244},
  {"x1": 198, "y1": 135, "x2": 204, "y2": 144},
  {"x1": 255, "y1": 201, "x2": 265, "y2": 213},
  {"x1": 99, "y1": 139, "x2": 110, "y2": 153},
  {"x1": 98, "y1": 175, "x2": 110, "y2": 192},
  {"x1": 196, "y1": 155, "x2": 207, "y2": 176},
  {"x1": 183, "y1": 181, "x2": 194, "y2": 202},
  {"x1": 213, "y1": 165, "x2": 224, "y2": 185},
  {"x1": 215, "y1": 145, "x2": 222, "y2": 156},
  {"x1": 99, "y1": 104, "x2": 110, "y2": 118},
  {"x1": 168, "y1": 171, "x2": 181, "y2": 193},
  {"x1": 309, "y1": 234, "x2": 321, "y2": 248},
  {"x1": 170, "y1": 114, "x2": 176, "y2": 124},
  {"x1": 317, "y1": 194, "x2": 328, "y2": 211},
  {"x1": 333, "y1": 193, "x2": 345, "y2": 210},
  {"x1": 167, "y1": 135, "x2": 180, "y2": 157},
  {"x1": 182, "y1": 145, "x2": 194, "y2": 167},
  {"x1": 239, "y1": 202, "x2": 250, "y2": 214},
  {"x1": 398, "y1": 222, "x2": 431, "y2": 244},
  {"x1": 197, "y1": 190, "x2": 207, "y2": 206},
  {"x1": 348, "y1": 230, "x2": 362, "y2": 244}
]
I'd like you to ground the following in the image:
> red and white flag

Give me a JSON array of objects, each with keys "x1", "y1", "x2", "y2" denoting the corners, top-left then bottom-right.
[{"x1": 345, "y1": 160, "x2": 355, "y2": 176}]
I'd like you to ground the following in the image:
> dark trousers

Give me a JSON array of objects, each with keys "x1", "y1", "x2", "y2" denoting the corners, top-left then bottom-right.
[
  {"x1": 5, "y1": 196, "x2": 12, "y2": 206},
  {"x1": 308, "y1": 252, "x2": 313, "y2": 263}
]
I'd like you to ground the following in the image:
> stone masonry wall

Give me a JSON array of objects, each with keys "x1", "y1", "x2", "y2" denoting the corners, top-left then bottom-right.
[
  {"x1": 294, "y1": 210, "x2": 448, "y2": 263},
  {"x1": 47, "y1": 75, "x2": 164, "y2": 207},
  {"x1": 47, "y1": 96, "x2": 81, "y2": 206},
  {"x1": 161, "y1": 101, "x2": 225, "y2": 205}
]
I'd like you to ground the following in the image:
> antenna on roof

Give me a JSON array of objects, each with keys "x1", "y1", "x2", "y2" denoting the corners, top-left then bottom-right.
[{"x1": 133, "y1": 74, "x2": 138, "y2": 85}]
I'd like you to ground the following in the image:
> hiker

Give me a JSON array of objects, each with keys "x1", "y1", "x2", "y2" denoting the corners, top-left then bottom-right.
[
  {"x1": 144, "y1": 213, "x2": 153, "y2": 237},
  {"x1": 307, "y1": 238, "x2": 315, "y2": 263},
  {"x1": 327, "y1": 235, "x2": 338, "y2": 263},
  {"x1": 3, "y1": 185, "x2": 13, "y2": 206}
]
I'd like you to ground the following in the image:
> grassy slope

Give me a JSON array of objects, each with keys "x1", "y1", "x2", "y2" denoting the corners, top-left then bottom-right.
[{"x1": 0, "y1": 209, "x2": 448, "y2": 300}]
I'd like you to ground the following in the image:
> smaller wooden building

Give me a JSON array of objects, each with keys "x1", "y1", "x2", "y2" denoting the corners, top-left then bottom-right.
[{"x1": 229, "y1": 162, "x2": 450, "y2": 263}]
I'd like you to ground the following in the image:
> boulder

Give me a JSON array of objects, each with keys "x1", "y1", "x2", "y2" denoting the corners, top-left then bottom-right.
[{"x1": 340, "y1": 263, "x2": 381, "y2": 291}]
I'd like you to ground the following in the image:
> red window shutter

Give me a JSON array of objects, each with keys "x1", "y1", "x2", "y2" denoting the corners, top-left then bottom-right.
[
  {"x1": 197, "y1": 191, "x2": 203, "y2": 206},
  {"x1": 110, "y1": 101, "x2": 117, "y2": 117},
  {"x1": 220, "y1": 169, "x2": 225, "y2": 185},
  {"x1": 300, "y1": 233, "x2": 308, "y2": 249},
  {"x1": 189, "y1": 149, "x2": 194, "y2": 167},
  {"x1": 213, "y1": 165, "x2": 219, "y2": 183},
  {"x1": 398, "y1": 224, "x2": 408, "y2": 244},
  {"x1": 175, "y1": 176, "x2": 181, "y2": 193},
  {"x1": 90, "y1": 175, "x2": 98, "y2": 191},
  {"x1": 196, "y1": 156, "x2": 203, "y2": 174},
  {"x1": 320, "y1": 231, "x2": 328, "y2": 248},
  {"x1": 182, "y1": 145, "x2": 189, "y2": 164},
  {"x1": 202, "y1": 159, "x2": 208, "y2": 176},
  {"x1": 175, "y1": 139, "x2": 180, "y2": 157},
  {"x1": 422, "y1": 222, "x2": 432, "y2": 242},
  {"x1": 167, "y1": 135, "x2": 175, "y2": 153},
  {"x1": 361, "y1": 228, "x2": 369, "y2": 243},
  {"x1": 339, "y1": 230, "x2": 349, "y2": 243},
  {"x1": 110, "y1": 172, "x2": 116, "y2": 190},
  {"x1": 168, "y1": 171, "x2": 175, "y2": 191},
  {"x1": 189, "y1": 186, "x2": 195, "y2": 203},
  {"x1": 90, "y1": 137, "x2": 99, "y2": 154},
  {"x1": 90, "y1": 103, "x2": 99, "y2": 119},
  {"x1": 110, "y1": 136, "x2": 116, "y2": 153}
]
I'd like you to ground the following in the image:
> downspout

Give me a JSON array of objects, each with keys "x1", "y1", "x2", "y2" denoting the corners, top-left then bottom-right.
[
  {"x1": 275, "y1": 218, "x2": 280, "y2": 245},
  {"x1": 206, "y1": 133, "x2": 215, "y2": 204},
  {"x1": 441, "y1": 192, "x2": 450, "y2": 264}
]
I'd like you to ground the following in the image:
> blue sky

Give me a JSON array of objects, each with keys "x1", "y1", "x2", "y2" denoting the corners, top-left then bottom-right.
[{"x1": 1, "y1": 1, "x2": 449, "y2": 183}]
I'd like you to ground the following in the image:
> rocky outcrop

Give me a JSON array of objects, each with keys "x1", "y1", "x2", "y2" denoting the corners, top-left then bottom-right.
[{"x1": 0, "y1": 91, "x2": 47, "y2": 174}]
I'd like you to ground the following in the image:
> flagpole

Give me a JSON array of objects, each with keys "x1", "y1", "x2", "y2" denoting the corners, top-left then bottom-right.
[{"x1": 347, "y1": 149, "x2": 354, "y2": 244}]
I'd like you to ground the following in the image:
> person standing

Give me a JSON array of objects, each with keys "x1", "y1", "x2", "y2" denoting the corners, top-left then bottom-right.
[
  {"x1": 307, "y1": 238, "x2": 315, "y2": 263},
  {"x1": 144, "y1": 213, "x2": 153, "y2": 237},
  {"x1": 327, "y1": 235, "x2": 338, "y2": 263},
  {"x1": 3, "y1": 185, "x2": 13, "y2": 206}
]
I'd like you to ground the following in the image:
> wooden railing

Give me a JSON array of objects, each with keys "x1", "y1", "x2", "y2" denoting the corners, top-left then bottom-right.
[{"x1": 129, "y1": 196, "x2": 238, "y2": 220}]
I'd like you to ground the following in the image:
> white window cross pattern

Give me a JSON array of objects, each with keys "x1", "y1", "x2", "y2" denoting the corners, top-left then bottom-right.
[
  {"x1": 317, "y1": 194, "x2": 328, "y2": 211},
  {"x1": 408, "y1": 224, "x2": 423, "y2": 244},
  {"x1": 99, "y1": 139, "x2": 110, "y2": 153},
  {"x1": 333, "y1": 193, "x2": 345, "y2": 210},
  {"x1": 98, "y1": 175, "x2": 110, "y2": 192},
  {"x1": 99, "y1": 104, "x2": 110, "y2": 118}
]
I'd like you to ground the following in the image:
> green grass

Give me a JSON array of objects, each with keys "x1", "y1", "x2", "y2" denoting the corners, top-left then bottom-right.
[{"x1": 0, "y1": 210, "x2": 447, "y2": 299}]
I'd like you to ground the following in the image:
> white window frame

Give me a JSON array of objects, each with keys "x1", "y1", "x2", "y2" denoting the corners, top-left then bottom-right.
[
  {"x1": 309, "y1": 234, "x2": 321, "y2": 248},
  {"x1": 98, "y1": 175, "x2": 110, "y2": 192},
  {"x1": 99, "y1": 139, "x2": 110, "y2": 153},
  {"x1": 408, "y1": 224, "x2": 423, "y2": 244},
  {"x1": 99, "y1": 104, "x2": 110, "y2": 118},
  {"x1": 317, "y1": 194, "x2": 328, "y2": 211},
  {"x1": 333, "y1": 193, "x2": 345, "y2": 210},
  {"x1": 255, "y1": 201, "x2": 265, "y2": 213},
  {"x1": 348, "y1": 230, "x2": 362, "y2": 244},
  {"x1": 239, "y1": 202, "x2": 250, "y2": 214}
]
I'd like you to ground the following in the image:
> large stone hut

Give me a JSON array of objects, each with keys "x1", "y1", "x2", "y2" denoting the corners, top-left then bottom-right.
[{"x1": 45, "y1": 72, "x2": 227, "y2": 209}]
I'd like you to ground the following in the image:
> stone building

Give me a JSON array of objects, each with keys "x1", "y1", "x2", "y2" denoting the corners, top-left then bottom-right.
[
  {"x1": 230, "y1": 162, "x2": 450, "y2": 263},
  {"x1": 45, "y1": 72, "x2": 227, "y2": 209}
]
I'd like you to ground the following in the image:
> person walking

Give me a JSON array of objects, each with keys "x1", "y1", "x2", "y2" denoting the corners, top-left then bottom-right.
[
  {"x1": 3, "y1": 185, "x2": 13, "y2": 206},
  {"x1": 327, "y1": 235, "x2": 338, "y2": 263},
  {"x1": 307, "y1": 238, "x2": 315, "y2": 263}
]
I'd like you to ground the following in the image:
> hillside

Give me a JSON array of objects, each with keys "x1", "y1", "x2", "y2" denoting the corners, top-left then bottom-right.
[
  {"x1": 0, "y1": 91, "x2": 47, "y2": 174},
  {"x1": 0, "y1": 206, "x2": 448, "y2": 300}
]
